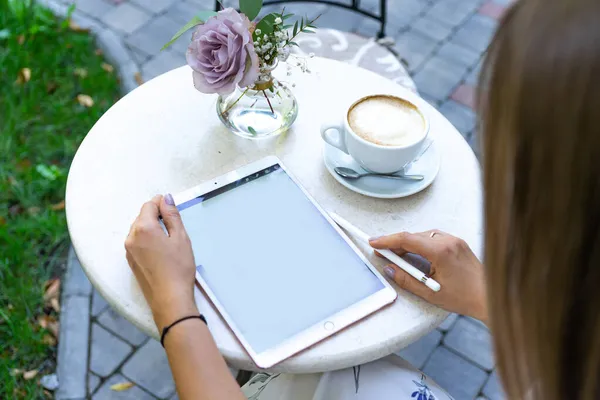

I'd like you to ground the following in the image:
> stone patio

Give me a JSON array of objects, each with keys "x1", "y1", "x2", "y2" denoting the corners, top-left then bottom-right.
[{"x1": 49, "y1": 0, "x2": 513, "y2": 398}]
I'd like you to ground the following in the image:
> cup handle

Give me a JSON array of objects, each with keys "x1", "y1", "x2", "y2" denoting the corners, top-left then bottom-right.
[{"x1": 320, "y1": 123, "x2": 349, "y2": 154}]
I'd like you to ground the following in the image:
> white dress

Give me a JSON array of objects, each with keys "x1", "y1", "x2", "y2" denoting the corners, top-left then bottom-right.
[{"x1": 241, "y1": 354, "x2": 453, "y2": 400}]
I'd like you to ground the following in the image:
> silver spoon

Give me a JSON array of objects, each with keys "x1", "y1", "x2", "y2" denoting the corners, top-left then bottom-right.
[{"x1": 335, "y1": 167, "x2": 424, "y2": 181}]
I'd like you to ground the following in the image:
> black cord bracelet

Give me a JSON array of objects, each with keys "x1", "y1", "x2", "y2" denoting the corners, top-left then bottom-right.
[{"x1": 160, "y1": 314, "x2": 207, "y2": 347}]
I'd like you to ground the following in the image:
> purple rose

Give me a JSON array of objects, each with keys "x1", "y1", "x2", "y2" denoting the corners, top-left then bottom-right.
[{"x1": 186, "y1": 8, "x2": 260, "y2": 95}]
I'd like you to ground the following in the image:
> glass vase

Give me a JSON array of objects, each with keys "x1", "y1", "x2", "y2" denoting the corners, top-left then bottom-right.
[{"x1": 216, "y1": 61, "x2": 298, "y2": 139}]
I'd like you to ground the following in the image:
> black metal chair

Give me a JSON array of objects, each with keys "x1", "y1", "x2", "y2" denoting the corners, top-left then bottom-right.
[{"x1": 215, "y1": 0, "x2": 388, "y2": 39}]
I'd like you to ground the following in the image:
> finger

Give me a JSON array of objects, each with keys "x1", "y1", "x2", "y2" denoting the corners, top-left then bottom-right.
[
  {"x1": 383, "y1": 264, "x2": 434, "y2": 301},
  {"x1": 419, "y1": 229, "x2": 445, "y2": 239},
  {"x1": 375, "y1": 249, "x2": 407, "y2": 258},
  {"x1": 138, "y1": 197, "x2": 161, "y2": 222},
  {"x1": 370, "y1": 232, "x2": 437, "y2": 259},
  {"x1": 160, "y1": 193, "x2": 185, "y2": 236}
]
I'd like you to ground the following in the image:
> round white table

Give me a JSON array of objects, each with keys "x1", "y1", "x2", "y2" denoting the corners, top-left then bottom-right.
[{"x1": 66, "y1": 57, "x2": 483, "y2": 374}]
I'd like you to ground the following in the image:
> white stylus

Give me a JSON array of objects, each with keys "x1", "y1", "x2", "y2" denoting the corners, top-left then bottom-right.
[{"x1": 329, "y1": 212, "x2": 441, "y2": 292}]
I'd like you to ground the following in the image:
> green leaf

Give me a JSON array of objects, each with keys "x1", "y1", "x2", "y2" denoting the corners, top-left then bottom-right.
[
  {"x1": 281, "y1": 24, "x2": 292, "y2": 29},
  {"x1": 292, "y1": 20, "x2": 298, "y2": 37},
  {"x1": 289, "y1": 41, "x2": 299, "y2": 47},
  {"x1": 248, "y1": 126, "x2": 257, "y2": 135},
  {"x1": 66, "y1": 3, "x2": 76, "y2": 19},
  {"x1": 254, "y1": 13, "x2": 278, "y2": 39},
  {"x1": 161, "y1": 12, "x2": 217, "y2": 51},
  {"x1": 282, "y1": 13, "x2": 294, "y2": 20},
  {"x1": 239, "y1": 0, "x2": 263, "y2": 21},
  {"x1": 36, "y1": 164, "x2": 62, "y2": 181},
  {"x1": 303, "y1": 28, "x2": 316, "y2": 34}
]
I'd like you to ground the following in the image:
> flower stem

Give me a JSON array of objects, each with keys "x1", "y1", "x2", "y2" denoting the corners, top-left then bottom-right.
[
  {"x1": 222, "y1": 88, "x2": 249, "y2": 115},
  {"x1": 263, "y1": 90, "x2": 274, "y2": 114}
]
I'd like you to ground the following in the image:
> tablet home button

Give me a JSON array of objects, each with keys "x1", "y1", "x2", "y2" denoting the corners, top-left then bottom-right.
[{"x1": 324, "y1": 321, "x2": 335, "y2": 331}]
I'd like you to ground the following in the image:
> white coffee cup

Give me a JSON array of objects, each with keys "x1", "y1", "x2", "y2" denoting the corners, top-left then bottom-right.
[{"x1": 320, "y1": 95, "x2": 429, "y2": 174}]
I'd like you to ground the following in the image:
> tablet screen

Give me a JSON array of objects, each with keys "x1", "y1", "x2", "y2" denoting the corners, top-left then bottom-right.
[{"x1": 178, "y1": 164, "x2": 384, "y2": 354}]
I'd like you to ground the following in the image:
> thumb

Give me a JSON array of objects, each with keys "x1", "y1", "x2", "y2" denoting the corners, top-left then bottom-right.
[
  {"x1": 383, "y1": 264, "x2": 433, "y2": 302},
  {"x1": 160, "y1": 193, "x2": 185, "y2": 236}
]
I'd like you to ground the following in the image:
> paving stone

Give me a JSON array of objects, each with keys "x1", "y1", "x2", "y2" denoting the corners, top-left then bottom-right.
[
  {"x1": 411, "y1": 16, "x2": 453, "y2": 42},
  {"x1": 317, "y1": 8, "x2": 363, "y2": 33},
  {"x1": 97, "y1": 307, "x2": 148, "y2": 346},
  {"x1": 393, "y1": 30, "x2": 438, "y2": 73},
  {"x1": 91, "y1": 289, "x2": 109, "y2": 317},
  {"x1": 130, "y1": 0, "x2": 177, "y2": 14},
  {"x1": 387, "y1": 0, "x2": 428, "y2": 24},
  {"x1": 354, "y1": 17, "x2": 381, "y2": 38},
  {"x1": 452, "y1": 14, "x2": 498, "y2": 52},
  {"x1": 122, "y1": 339, "x2": 176, "y2": 398},
  {"x1": 73, "y1": 0, "x2": 114, "y2": 19},
  {"x1": 126, "y1": 15, "x2": 189, "y2": 57},
  {"x1": 101, "y1": 3, "x2": 153, "y2": 35},
  {"x1": 466, "y1": 316, "x2": 489, "y2": 330},
  {"x1": 437, "y1": 313, "x2": 459, "y2": 332},
  {"x1": 93, "y1": 374, "x2": 156, "y2": 400},
  {"x1": 467, "y1": 59, "x2": 484, "y2": 85},
  {"x1": 141, "y1": 49, "x2": 186, "y2": 81},
  {"x1": 88, "y1": 372, "x2": 100, "y2": 395},
  {"x1": 413, "y1": 56, "x2": 466, "y2": 100},
  {"x1": 398, "y1": 329, "x2": 442, "y2": 369},
  {"x1": 436, "y1": 40, "x2": 481, "y2": 68},
  {"x1": 96, "y1": 28, "x2": 133, "y2": 68},
  {"x1": 70, "y1": 8, "x2": 103, "y2": 31},
  {"x1": 129, "y1": 46, "x2": 150, "y2": 65},
  {"x1": 451, "y1": 83, "x2": 477, "y2": 109},
  {"x1": 164, "y1": 0, "x2": 201, "y2": 24},
  {"x1": 483, "y1": 371, "x2": 506, "y2": 400},
  {"x1": 56, "y1": 295, "x2": 90, "y2": 399},
  {"x1": 419, "y1": 93, "x2": 440, "y2": 108},
  {"x1": 259, "y1": 3, "x2": 327, "y2": 21},
  {"x1": 423, "y1": 346, "x2": 488, "y2": 399},
  {"x1": 479, "y1": 1, "x2": 507, "y2": 20},
  {"x1": 487, "y1": 0, "x2": 515, "y2": 5},
  {"x1": 438, "y1": 99, "x2": 476, "y2": 137},
  {"x1": 63, "y1": 247, "x2": 92, "y2": 296},
  {"x1": 90, "y1": 323, "x2": 133, "y2": 377},
  {"x1": 426, "y1": 0, "x2": 479, "y2": 26},
  {"x1": 444, "y1": 317, "x2": 495, "y2": 370}
]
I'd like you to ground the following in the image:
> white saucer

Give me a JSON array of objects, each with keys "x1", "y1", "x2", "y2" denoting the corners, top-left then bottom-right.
[{"x1": 323, "y1": 141, "x2": 441, "y2": 199}]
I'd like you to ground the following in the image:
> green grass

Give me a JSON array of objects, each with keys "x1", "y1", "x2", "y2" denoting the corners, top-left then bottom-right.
[{"x1": 0, "y1": 0, "x2": 121, "y2": 397}]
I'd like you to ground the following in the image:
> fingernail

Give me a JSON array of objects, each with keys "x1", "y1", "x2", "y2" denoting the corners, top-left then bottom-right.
[
  {"x1": 384, "y1": 266, "x2": 395, "y2": 279},
  {"x1": 369, "y1": 236, "x2": 382, "y2": 242},
  {"x1": 164, "y1": 193, "x2": 175, "y2": 206}
]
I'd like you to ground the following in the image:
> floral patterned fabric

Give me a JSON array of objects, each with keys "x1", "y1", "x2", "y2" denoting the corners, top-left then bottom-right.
[{"x1": 241, "y1": 354, "x2": 453, "y2": 399}]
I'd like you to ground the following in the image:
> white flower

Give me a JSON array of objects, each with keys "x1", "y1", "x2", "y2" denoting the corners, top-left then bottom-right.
[
  {"x1": 264, "y1": 34, "x2": 268, "y2": 40},
  {"x1": 255, "y1": 28, "x2": 262, "y2": 35},
  {"x1": 265, "y1": 54, "x2": 270, "y2": 60},
  {"x1": 274, "y1": 17, "x2": 282, "y2": 24}
]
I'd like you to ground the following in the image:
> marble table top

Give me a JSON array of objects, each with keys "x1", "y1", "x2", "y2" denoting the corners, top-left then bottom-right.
[{"x1": 66, "y1": 57, "x2": 483, "y2": 373}]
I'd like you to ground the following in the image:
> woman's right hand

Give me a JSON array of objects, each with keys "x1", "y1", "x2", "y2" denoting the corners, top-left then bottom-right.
[{"x1": 370, "y1": 231, "x2": 488, "y2": 323}]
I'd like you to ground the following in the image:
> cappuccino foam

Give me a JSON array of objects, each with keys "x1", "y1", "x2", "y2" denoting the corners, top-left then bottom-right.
[{"x1": 348, "y1": 96, "x2": 425, "y2": 147}]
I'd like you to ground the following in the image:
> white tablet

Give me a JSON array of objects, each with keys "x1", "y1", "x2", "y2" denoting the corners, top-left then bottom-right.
[{"x1": 173, "y1": 156, "x2": 397, "y2": 368}]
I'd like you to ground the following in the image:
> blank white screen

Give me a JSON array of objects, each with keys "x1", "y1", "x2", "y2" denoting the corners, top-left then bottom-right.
[{"x1": 179, "y1": 166, "x2": 384, "y2": 354}]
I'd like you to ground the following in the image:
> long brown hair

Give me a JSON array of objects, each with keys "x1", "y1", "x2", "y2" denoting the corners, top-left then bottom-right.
[{"x1": 480, "y1": 0, "x2": 600, "y2": 398}]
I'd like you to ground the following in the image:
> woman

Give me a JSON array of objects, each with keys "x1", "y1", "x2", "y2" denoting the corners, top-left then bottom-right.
[{"x1": 124, "y1": 0, "x2": 600, "y2": 398}]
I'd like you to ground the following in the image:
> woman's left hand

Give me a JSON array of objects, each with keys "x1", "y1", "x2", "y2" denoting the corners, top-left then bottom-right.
[{"x1": 125, "y1": 194, "x2": 198, "y2": 330}]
